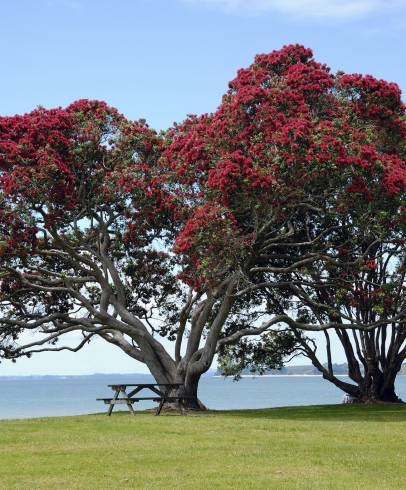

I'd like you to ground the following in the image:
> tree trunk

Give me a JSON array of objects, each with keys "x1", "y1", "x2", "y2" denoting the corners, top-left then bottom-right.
[
  {"x1": 157, "y1": 378, "x2": 207, "y2": 412},
  {"x1": 143, "y1": 356, "x2": 207, "y2": 411},
  {"x1": 179, "y1": 371, "x2": 207, "y2": 410},
  {"x1": 297, "y1": 326, "x2": 405, "y2": 404},
  {"x1": 307, "y1": 356, "x2": 403, "y2": 404},
  {"x1": 358, "y1": 368, "x2": 403, "y2": 403}
]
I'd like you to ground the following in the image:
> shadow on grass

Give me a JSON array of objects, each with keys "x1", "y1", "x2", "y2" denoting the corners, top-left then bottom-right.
[
  {"x1": 82, "y1": 403, "x2": 406, "y2": 424},
  {"x1": 206, "y1": 403, "x2": 406, "y2": 422}
]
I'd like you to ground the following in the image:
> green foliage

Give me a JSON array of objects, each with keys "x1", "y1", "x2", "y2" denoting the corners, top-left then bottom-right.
[{"x1": 218, "y1": 330, "x2": 301, "y2": 379}]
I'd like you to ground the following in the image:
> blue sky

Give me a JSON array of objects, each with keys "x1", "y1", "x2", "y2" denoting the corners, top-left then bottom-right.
[
  {"x1": 1, "y1": 0, "x2": 405, "y2": 374},
  {"x1": 1, "y1": 0, "x2": 405, "y2": 130}
]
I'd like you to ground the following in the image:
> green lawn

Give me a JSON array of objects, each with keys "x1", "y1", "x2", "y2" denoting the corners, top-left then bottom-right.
[{"x1": 0, "y1": 405, "x2": 405, "y2": 489}]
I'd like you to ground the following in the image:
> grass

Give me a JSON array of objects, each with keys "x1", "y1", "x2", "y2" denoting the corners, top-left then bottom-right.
[{"x1": 0, "y1": 404, "x2": 406, "y2": 489}]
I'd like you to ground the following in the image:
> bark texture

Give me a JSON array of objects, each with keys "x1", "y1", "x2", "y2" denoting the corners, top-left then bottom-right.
[{"x1": 295, "y1": 326, "x2": 405, "y2": 403}]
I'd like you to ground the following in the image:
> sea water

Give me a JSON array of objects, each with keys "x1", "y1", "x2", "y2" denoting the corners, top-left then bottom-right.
[{"x1": 1, "y1": 374, "x2": 406, "y2": 419}]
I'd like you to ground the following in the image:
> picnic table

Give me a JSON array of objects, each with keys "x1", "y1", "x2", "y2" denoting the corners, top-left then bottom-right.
[{"x1": 97, "y1": 383, "x2": 188, "y2": 416}]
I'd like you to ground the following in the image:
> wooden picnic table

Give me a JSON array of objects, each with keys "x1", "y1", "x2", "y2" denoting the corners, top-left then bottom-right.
[{"x1": 97, "y1": 383, "x2": 187, "y2": 416}]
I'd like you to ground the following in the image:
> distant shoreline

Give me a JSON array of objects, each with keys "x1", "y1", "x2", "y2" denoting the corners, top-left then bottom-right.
[
  {"x1": 1, "y1": 372, "x2": 405, "y2": 379},
  {"x1": 213, "y1": 374, "x2": 350, "y2": 378}
]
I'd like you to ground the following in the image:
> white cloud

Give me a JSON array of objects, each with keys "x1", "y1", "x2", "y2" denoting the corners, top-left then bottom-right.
[{"x1": 181, "y1": 0, "x2": 403, "y2": 19}]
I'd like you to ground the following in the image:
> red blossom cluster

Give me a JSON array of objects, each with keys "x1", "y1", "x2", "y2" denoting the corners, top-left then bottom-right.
[
  {"x1": 338, "y1": 73, "x2": 404, "y2": 121},
  {"x1": 173, "y1": 203, "x2": 237, "y2": 254},
  {"x1": 0, "y1": 210, "x2": 38, "y2": 258},
  {"x1": 0, "y1": 100, "x2": 166, "y2": 259},
  {"x1": 0, "y1": 46, "x2": 404, "y2": 293},
  {"x1": 162, "y1": 44, "x2": 405, "y2": 286},
  {"x1": 0, "y1": 100, "x2": 124, "y2": 208}
]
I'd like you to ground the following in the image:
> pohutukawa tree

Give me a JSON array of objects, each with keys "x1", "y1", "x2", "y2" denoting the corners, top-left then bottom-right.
[
  {"x1": 164, "y1": 44, "x2": 406, "y2": 402},
  {"x1": 0, "y1": 100, "x2": 243, "y2": 409},
  {"x1": 1, "y1": 45, "x2": 405, "y2": 407},
  {"x1": 0, "y1": 100, "x2": 179, "y2": 383}
]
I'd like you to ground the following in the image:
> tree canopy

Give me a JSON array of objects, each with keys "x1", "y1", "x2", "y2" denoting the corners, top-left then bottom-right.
[
  {"x1": 0, "y1": 45, "x2": 405, "y2": 405},
  {"x1": 164, "y1": 44, "x2": 406, "y2": 401}
]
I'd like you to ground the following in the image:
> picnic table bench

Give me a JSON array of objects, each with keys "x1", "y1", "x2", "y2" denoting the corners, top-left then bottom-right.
[{"x1": 97, "y1": 383, "x2": 190, "y2": 416}]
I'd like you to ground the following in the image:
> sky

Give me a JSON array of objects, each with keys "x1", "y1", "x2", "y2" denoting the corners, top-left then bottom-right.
[{"x1": 0, "y1": 0, "x2": 405, "y2": 375}]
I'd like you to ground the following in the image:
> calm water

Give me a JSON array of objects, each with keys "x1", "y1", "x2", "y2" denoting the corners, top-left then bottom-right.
[{"x1": 1, "y1": 374, "x2": 406, "y2": 419}]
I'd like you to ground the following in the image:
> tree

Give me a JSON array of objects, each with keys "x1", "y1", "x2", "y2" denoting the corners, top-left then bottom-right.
[
  {"x1": 0, "y1": 100, "x2": 240, "y2": 409},
  {"x1": 219, "y1": 209, "x2": 406, "y2": 401},
  {"x1": 164, "y1": 44, "x2": 406, "y2": 402},
  {"x1": 1, "y1": 44, "x2": 404, "y2": 407}
]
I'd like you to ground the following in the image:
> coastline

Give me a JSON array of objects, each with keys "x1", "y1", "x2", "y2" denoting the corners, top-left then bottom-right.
[{"x1": 213, "y1": 374, "x2": 350, "y2": 378}]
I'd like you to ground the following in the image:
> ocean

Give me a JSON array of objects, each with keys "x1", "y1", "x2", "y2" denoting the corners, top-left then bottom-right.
[{"x1": 1, "y1": 374, "x2": 406, "y2": 419}]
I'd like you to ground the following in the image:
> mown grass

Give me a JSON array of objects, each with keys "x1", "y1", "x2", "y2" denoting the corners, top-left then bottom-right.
[{"x1": 0, "y1": 404, "x2": 405, "y2": 489}]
